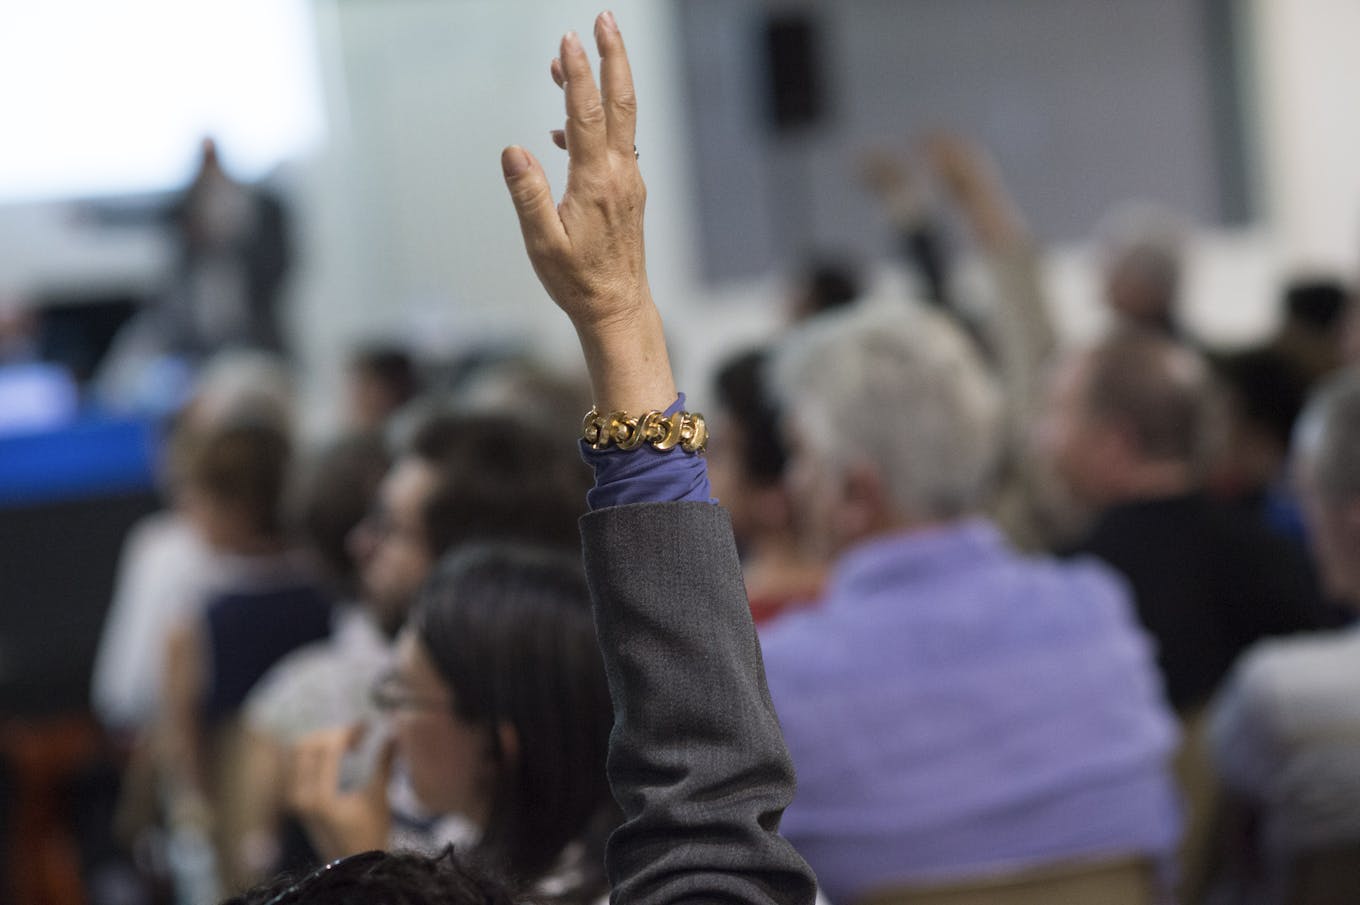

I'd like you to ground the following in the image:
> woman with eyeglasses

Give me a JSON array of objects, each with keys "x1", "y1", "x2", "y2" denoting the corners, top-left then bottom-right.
[{"x1": 282, "y1": 543, "x2": 616, "y2": 905}]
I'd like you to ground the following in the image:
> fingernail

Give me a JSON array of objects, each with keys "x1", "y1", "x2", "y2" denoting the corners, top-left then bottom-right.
[
  {"x1": 502, "y1": 146, "x2": 530, "y2": 177},
  {"x1": 602, "y1": 10, "x2": 618, "y2": 32},
  {"x1": 564, "y1": 30, "x2": 581, "y2": 51}
]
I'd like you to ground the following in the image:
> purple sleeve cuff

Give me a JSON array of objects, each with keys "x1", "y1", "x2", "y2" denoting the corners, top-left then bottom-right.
[{"x1": 580, "y1": 393, "x2": 715, "y2": 511}]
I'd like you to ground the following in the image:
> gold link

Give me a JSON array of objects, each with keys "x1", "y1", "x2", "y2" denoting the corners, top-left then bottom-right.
[
  {"x1": 580, "y1": 407, "x2": 707, "y2": 455},
  {"x1": 653, "y1": 412, "x2": 684, "y2": 451},
  {"x1": 681, "y1": 413, "x2": 708, "y2": 454}
]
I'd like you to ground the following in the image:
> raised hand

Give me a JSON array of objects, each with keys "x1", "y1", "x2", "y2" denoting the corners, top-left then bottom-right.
[{"x1": 501, "y1": 12, "x2": 676, "y2": 415}]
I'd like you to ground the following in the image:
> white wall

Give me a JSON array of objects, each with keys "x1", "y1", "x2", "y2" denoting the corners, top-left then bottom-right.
[
  {"x1": 4, "y1": 0, "x2": 1359, "y2": 422},
  {"x1": 1249, "y1": 0, "x2": 1360, "y2": 271}
]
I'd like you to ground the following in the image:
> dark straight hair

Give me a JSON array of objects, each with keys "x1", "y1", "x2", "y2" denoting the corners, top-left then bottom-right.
[{"x1": 411, "y1": 544, "x2": 616, "y2": 903}]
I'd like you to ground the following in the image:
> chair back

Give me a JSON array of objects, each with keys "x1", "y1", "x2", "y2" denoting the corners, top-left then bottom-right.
[{"x1": 856, "y1": 857, "x2": 1157, "y2": 905}]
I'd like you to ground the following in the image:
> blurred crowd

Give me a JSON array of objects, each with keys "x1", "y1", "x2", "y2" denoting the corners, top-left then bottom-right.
[{"x1": 3, "y1": 47, "x2": 1360, "y2": 905}]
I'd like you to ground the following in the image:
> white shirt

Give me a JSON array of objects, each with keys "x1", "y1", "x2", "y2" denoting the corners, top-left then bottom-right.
[
  {"x1": 91, "y1": 512, "x2": 228, "y2": 730},
  {"x1": 244, "y1": 605, "x2": 393, "y2": 743},
  {"x1": 1210, "y1": 625, "x2": 1360, "y2": 854}
]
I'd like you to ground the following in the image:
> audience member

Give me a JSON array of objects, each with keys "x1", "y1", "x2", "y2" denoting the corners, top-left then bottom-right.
[
  {"x1": 1209, "y1": 348, "x2": 1313, "y2": 537},
  {"x1": 453, "y1": 357, "x2": 594, "y2": 444},
  {"x1": 1207, "y1": 368, "x2": 1360, "y2": 904},
  {"x1": 287, "y1": 546, "x2": 617, "y2": 905},
  {"x1": 1096, "y1": 202, "x2": 1188, "y2": 336},
  {"x1": 295, "y1": 433, "x2": 393, "y2": 600},
  {"x1": 156, "y1": 419, "x2": 332, "y2": 900},
  {"x1": 862, "y1": 134, "x2": 1066, "y2": 549},
  {"x1": 223, "y1": 410, "x2": 591, "y2": 888},
  {"x1": 708, "y1": 347, "x2": 824, "y2": 623},
  {"x1": 786, "y1": 258, "x2": 862, "y2": 323},
  {"x1": 346, "y1": 345, "x2": 421, "y2": 433},
  {"x1": 757, "y1": 303, "x2": 1180, "y2": 903},
  {"x1": 1273, "y1": 277, "x2": 1350, "y2": 383},
  {"x1": 92, "y1": 350, "x2": 295, "y2": 734},
  {"x1": 1342, "y1": 293, "x2": 1360, "y2": 366},
  {"x1": 1043, "y1": 330, "x2": 1323, "y2": 713}
]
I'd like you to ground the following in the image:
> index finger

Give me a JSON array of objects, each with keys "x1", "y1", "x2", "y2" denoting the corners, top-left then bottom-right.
[{"x1": 595, "y1": 11, "x2": 637, "y2": 155}]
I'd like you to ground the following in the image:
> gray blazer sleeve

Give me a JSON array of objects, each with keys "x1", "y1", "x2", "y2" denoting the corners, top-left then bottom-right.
[{"x1": 580, "y1": 501, "x2": 818, "y2": 905}]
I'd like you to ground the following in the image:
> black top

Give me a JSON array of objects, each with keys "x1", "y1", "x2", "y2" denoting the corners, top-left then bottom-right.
[
  {"x1": 1066, "y1": 493, "x2": 1322, "y2": 712},
  {"x1": 202, "y1": 581, "x2": 333, "y2": 720}
]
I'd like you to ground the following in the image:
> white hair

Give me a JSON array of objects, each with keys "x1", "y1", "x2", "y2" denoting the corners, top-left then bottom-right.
[
  {"x1": 772, "y1": 302, "x2": 1003, "y2": 520},
  {"x1": 1295, "y1": 367, "x2": 1360, "y2": 503}
]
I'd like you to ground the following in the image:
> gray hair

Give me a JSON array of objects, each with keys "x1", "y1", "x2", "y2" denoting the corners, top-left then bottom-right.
[
  {"x1": 771, "y1": 303, "x2": 1003, "y2": 520},
  {"x1": 192, "y1": 349, "x2": 295, "y2": 431},
  {"x1": 1096, "y1": 202, "x2": 1186, "y2": 284},
  {"x1": 1294, "y1": 367, "x2": 1360, "y2": 503}
]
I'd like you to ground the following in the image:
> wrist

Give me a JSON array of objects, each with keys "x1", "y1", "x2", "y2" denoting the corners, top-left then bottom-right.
[{"x1": 574, "y1": 299, "x2": 677, "y2": 413}]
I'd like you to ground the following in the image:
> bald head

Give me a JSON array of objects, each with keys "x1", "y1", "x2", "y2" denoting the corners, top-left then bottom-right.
[
  {"x1": 1082, "y1": 330, "x2": 1220, "y2": 468},
  {"x1": 1044, "y1": 329, "x2": 1221, "y2": 506}
]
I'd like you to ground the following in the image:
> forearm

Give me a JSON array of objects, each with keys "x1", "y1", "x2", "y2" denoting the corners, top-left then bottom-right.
[
  {"x1": 575, "y1": 298, "x2": 677, "y2": 414},
  {"x1": 582, "y1": 503, "x2": 817, "y2": 905}
]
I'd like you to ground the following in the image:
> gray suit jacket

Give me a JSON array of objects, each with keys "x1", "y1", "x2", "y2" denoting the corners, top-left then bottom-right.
[{"x1": 580, "y1": 501, "x2": 817, "y2": 905}]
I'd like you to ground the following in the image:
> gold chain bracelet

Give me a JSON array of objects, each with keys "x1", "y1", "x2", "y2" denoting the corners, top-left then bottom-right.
[{"x1": 582, "y1": 407, "x2": 708, "y2": 454}]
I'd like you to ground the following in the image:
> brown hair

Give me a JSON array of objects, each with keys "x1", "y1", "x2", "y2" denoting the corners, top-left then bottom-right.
[
  {"x1": 407, "y1": 411, "x2": 589, "y2": 559},
  {"x1": 188, "y1": 421, "x2": 292, "y2": 539}
]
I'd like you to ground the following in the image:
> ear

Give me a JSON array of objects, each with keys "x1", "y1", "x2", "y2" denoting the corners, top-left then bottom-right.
[
  {"x1": 837, "y1": 461, "x2": 892, "y2": 539},
  {"x1": 494, "y1": 722, "x2": 520, "y2": 769}
]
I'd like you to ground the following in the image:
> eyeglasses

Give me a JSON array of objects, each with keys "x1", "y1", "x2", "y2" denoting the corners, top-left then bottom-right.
[
  {"x1": 369, "y1": 670, "x2": 452, "y2": 714},
  {"x1": 262, "y1": 850, "x2": 386, "y2": 905}
]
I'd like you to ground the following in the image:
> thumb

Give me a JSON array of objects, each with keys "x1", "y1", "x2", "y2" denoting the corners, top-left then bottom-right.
[{"x1": 501, "y1": 145, "x2": 566, "y2": 254}]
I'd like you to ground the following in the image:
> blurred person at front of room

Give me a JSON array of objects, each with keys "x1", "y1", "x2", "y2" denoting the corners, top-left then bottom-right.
[
  {"x1": 1208, "y1": 368, "x2": 1360, "y2": 905},
  {"x1": 757, "y1": 303, "x2": 1180, "y2": 903},
  {"x1": 1041, "y1": 330, "x2": 1324, "y2": 715},
  {"x1": 285, "y1": 546, "x2": 617, "y2": 905},
  {"x1": 164, "y1": 138, "x2": 293, "y2": 357},
  {"x1": 226, "y1": 411, "x2": 590, "y2": 889},
  {"x1": 707, "y1": 347, "x2": 824, "y2": 623}
]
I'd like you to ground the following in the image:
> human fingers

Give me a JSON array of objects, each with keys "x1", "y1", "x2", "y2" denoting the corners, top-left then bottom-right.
[
  {"x1": 501, "y1": 146, "x2": 567, "y2": 259},
  {"x1": 560, "y1": 30, "x2": 607, "y2": 166},
  {"x1": 363, "y1": 736, "x2": 398, "y2": 805},
  {"x1": 289, "y1": 731, "x2": 344, "y2": 815},
  {"x1": 594, "y1": 11, "x2": 637, "y2": 156},
  {"x1": 551, "y1": 57, "x2": 565, "y2": 89},
  {"x1": 551, "y1": 129, "x2": 567, "y2": 150},
  {"x1": 285, "y1": 740, "x2": 321, "y2": 814}
]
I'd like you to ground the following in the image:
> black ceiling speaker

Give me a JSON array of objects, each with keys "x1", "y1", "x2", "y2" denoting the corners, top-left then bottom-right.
[{"x1": 764, "y1": 13, "x2": 826, "y2": 134}]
